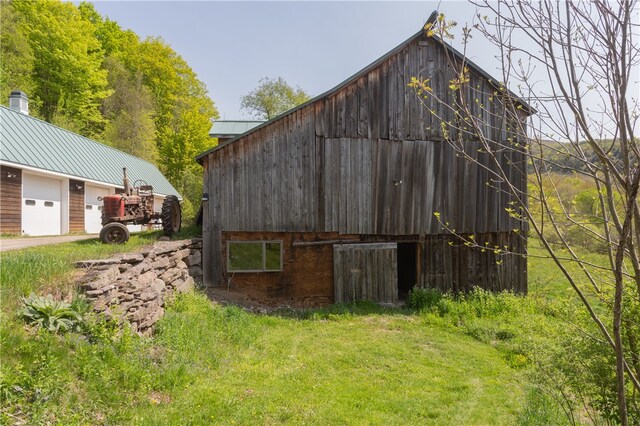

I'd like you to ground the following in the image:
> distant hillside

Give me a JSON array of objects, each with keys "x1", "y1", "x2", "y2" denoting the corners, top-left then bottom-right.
[{"x1": 527, "y1": 139, "x2": 626, "y2": 173}]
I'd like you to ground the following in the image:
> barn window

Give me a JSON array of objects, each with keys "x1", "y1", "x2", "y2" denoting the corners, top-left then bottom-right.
[
  {"x1": 44, "y1": 201, "x2": 54, "y2": 207},
  {"x1": 228, "y1": 241, "x2": 282, "y2": 272},
  {"x1": 25, "y1": 199, "x2": 35, "y2": 206},
  {"x1": 86, "y1": 205, "x2": 93, "y2": 210}
]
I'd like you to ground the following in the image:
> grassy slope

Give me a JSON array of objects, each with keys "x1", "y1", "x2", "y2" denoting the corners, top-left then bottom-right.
[
  {"x1": 1, "y1": 231, "x2": 162, "y2": 312},
  {"x1": 528, "y1": 240, "x2": 610, "y2": 314},
  {"x1": 0, "y1": 232, "x2": 585, "y2": 425},
  {"x1": 139, "y1": 303, "x2": 525, "y2": 425}
]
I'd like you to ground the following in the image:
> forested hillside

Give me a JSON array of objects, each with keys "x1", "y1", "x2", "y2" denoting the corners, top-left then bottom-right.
[
  {"x1": 0, "y1": 0, "x2": 218, "y2": 218},
  {"x1": 528, "y1": 139, "x2": 625, "y2": 174}
]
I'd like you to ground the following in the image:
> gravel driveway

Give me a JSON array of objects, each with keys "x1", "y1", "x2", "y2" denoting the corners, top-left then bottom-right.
[{"x1": 0, "y1": 235, "x2": 99, "y2": 252}]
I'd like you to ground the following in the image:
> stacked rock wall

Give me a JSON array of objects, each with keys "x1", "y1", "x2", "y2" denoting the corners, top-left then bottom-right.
[{"x1": 76, "y1": 239, "x2": 203, "y2": 335}]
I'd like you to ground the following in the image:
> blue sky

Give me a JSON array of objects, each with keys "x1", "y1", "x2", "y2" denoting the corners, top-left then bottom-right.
[{"x1": 90, "y1": 1, "x2": 489, "y2": 119}]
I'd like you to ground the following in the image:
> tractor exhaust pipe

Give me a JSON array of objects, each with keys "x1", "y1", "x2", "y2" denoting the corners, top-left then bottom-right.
[{"x1": 122, "y1": 167, "x2": 131, "y2": 196}]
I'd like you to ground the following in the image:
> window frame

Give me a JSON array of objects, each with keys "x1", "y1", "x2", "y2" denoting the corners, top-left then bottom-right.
[{"x1": 227, "y1": 240, "x2": 283, "y2": 273}]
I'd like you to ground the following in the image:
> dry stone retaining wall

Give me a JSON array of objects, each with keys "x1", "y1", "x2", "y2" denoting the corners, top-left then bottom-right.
[{"x1": 76, "y1": 239, "x2": 203, "y2": 335}]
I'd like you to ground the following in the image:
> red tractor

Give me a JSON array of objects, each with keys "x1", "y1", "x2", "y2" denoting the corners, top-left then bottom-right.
[{"x1": 99, "y1": 168, "x2": 182, "y2": 244}]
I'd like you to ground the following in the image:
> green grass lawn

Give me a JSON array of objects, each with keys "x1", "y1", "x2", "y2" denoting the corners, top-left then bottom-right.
[
  {"x1": 136, "y1": 299, "x2": 526, "y2": 425},
  {"x1": 0, "y1": 230, "x2": 162, "y2": 312},
  {"x1": 1, "y1": 233, "x2": 582, "y2": 425},
  {"x1": 527, "y1": 240, "x2": 612, "y2": 314}
]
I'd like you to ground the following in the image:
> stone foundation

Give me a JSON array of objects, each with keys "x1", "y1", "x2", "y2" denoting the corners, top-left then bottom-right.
[{"x1": 75, "y1": 238, "x2": 203, "y2": 335}]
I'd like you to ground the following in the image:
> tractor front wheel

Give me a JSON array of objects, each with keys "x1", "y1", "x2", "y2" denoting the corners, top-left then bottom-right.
[
  {"x1": 100, "y1": 222, "x2": 130, "y2": 244},
  {"x1": 161, "y1": 195, "x2": 182, "y2": 237}
]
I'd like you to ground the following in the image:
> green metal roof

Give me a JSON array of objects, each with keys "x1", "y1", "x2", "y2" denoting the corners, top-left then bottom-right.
[
  {"x1": 209, "y1": 120, "x2": 263, "y2": 137},
  {"x1": 0, "y1": 106, "x2": 181, "y2": 197}
]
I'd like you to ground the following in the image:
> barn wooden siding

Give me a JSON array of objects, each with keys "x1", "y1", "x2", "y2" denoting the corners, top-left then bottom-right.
[
  {"x1": 333, "y1": 243, "x2": 398, "y2": 304},
  {"x1": 202, "y1": 32, "x2": 528, "y2": 291},
  {"x1": 203, "y1": 35, "x2": 526, "y2": 237},
  {"x1": 69, "y1": 179, "x2": 85, "y2": 232},
  {"x1": 419, "y1": 231, "x2": 527, "y2": 294},
  {"x1": 204, "y1": 135, "x2": 526, "y2": 236},
  {"x1": 0, "y1": 165, "x2": 22, "y2": 234}
]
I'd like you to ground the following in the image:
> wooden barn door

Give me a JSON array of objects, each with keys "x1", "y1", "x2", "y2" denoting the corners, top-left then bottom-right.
[{"x1": 333, "y1": 243, "x2": 398, "y2": 304}]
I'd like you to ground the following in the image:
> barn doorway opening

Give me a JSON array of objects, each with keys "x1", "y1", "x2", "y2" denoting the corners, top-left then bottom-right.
[{"x1": 397, "y1": 243, "x2": 417, "y2": 300}]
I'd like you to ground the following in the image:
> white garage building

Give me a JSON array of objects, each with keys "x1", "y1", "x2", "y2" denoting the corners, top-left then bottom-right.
[{"x1": 0, "y1": 92, "x2": 181, "y2": 236}]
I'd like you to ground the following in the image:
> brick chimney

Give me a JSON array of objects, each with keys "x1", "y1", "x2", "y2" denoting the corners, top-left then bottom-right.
[{"x1": 9, "y1": 91, "x2": 29, "y2": 115}]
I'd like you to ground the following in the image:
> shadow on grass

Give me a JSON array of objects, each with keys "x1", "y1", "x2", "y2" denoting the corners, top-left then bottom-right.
[{"x1": 72, "y1": 224, "x2": 200, "y2": 245}]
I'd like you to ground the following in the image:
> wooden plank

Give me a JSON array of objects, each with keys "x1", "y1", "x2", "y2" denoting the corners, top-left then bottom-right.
[
  {"x1": 381, "y1": 61, "x2": 390, "y2": 139},
  {"x1": 372, "y1": 139, "x2": 384, "y2": 233},
  {"x1": 381, "y1": 141, "x2": 397, "y2": 234},
  {"x1": 411, "y1": 140, "x2": 424, "y2": 233},
  {"x1": 322, "y1": 139, "x2": 332, "y2": 230},
  {"x1": 403, "y1": 45, "x2": 411, "y2": 140},
  {"x1": 306, "y1": 107, "x2": 317, "y2": 230},
  {"x1": 362, "y1": 138, "x2": 373, "y2": 234},
  {"x1": 358, "y1": 77, "x2": 368, "y2": 138},
  {"x1": 462, "y1": 143, "x2": 479, "y2": 233},
  {"x1": 314, "y1": 102, "x2": 326, "y2": 137},
  {"x1": 338, "y1": 138, "x2": 347, "y2": 233},
  {"x1": 398, "y1": 141, "x2": 412, "y2": 234},
  {"x1": 325, "y1": 139, "x2": 341, "y2": 231},
  {"x1": 337, "y1": 90, "x2": 347, "y2": 137},
  {"x1": 430, "y1": 140, "x2": 443, "y2": 233},
  {"x1": 202, "y1": 156, "x2": 213, "y2": 287},
  {"x1": 346, "y1": 83, "x2": 358, "y2": 137},
  {"x1": 0, "y1": 165, "x2": 22, "y2": 234},
  {"x1": 261, "y1": 130, "x2": 272, "y2": 230},
  {"x1": 333, "y1": 243, "x2": 397, "y2": 304}
]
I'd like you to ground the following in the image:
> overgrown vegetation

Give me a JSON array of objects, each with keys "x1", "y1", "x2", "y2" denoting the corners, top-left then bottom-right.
[
  {"x1": 3, "y1": 234, "x2": 633, "y2": 424},
  {"x1": 406, "y1": 284, "x2": 638, "y2": 424},
  {"x1": 20, "y1": 294, "x2": 84, "y2": 333},
  {"x1": 1, "y1": 291, "x2": 531, "y2": 424},
  {"x1": 412, "y1": 3, "x2": 639, "y2": 422}
]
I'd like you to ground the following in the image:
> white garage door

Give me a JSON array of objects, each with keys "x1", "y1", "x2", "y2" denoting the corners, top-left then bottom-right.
[
  {"x1": 22, "y1": 174, "x2": 61, "y2": 236},
  {"x1": 85, "y1": 185, "x2": 110, "y2": 234}
]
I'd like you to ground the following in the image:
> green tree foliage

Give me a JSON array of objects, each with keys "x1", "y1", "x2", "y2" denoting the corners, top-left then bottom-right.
[
  {"x1": 527, "y1": 139, "x2": 626, "y2": 174},
  {"x1": 102, "y1": 56, "x2": 158, "y2": 163},
  {"x1": 0, "y1": 0, "x2": 219, "y2": 220},
  {"x1": 11, "y1": 0, "x2": 110, "y2": 138},
  {"x1": 132, "y1": 37, "x2": 217, "y2": 217},
  {"x1": 241, "y1": 76, "x2": 310, "y2": 120},
  {"x1": 77, "y1": 2, "x2": 140, "y2": 63},
  {"x1": 0, "y1": 1, "x2": 35, "y2": 109}
]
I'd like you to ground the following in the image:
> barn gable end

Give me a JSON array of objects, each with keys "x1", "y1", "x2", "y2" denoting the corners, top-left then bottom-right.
[{"x1": 199, "y1": 15, "x2": 530, "y2": 304}]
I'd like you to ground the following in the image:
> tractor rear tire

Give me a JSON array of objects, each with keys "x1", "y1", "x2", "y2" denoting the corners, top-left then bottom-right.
[
  {"x1": 100, "y1": 222, "x2": 130, "y2": 244},
  {"x1": 162, "y1": 195, "x2": 182, "y2": 237}
]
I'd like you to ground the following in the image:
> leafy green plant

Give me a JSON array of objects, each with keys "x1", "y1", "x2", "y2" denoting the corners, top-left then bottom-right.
[
  {"x1": 20, "y1": 294, "x2": 83, "y2": 333},
  {"x1": 406, "y1": 287, "x2": 443, "y2": 311}
]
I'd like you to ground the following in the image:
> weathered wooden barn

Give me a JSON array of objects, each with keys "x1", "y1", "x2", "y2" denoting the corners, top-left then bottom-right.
[
  {"x1": 0, "y1": 92, "x2": 180, "y2": 236},
  {"x1": 197, "y1": 14, "x2": 531, "y2": 306}
]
